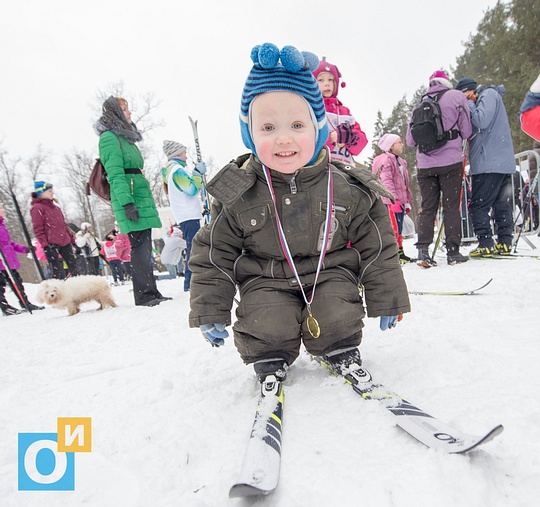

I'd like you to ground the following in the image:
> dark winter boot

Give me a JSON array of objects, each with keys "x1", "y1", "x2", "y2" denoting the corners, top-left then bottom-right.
[
  {"x1": 322, "y1": 347, "x2": 362, "y2": 376},
  {"x1": 254, "y1": 358, "x2": 288, "y2": 383},
  {"x1": 447, "y1": 252, "x2": 469, "y2": 265},
  {"x1": 416, "y1": 248, "x2": 437, "y2": 268},
  {"x1": 2, "y1": 305, "x2": 23, "y2": 316}
]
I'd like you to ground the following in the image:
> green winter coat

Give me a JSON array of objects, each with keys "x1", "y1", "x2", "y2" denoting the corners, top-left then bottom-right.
[
  {"x1": 98, "y1": 131, "x2": 161, "y2": 234},
  {"x1": 189, "y1": 151, "x2": 410, "y2": 331}
]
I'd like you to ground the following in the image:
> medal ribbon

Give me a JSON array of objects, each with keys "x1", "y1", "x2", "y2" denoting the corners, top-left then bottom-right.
[{"x1": 262, "y1": 164, "x2": 333, "y2": 310}]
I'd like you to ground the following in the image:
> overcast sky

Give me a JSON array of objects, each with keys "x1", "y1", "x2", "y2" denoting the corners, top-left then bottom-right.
[{"x1": 1, "y1": 0, "x2": 500, "y2": 175}]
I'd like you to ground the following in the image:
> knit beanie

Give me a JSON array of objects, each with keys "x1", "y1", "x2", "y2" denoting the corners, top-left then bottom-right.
[
  {"x1": 163, "y1": 140, "x2": 187, "y2": 159},
  {"x1": 240, "y1": 43, "x2": 328, "y2": 166},
  {"x1": 81, "y1": 222, "x2": 91, "y2": 230},
  {"x1": 34, "y1": 181, "x2": 53, "y2": 197},
  {"x1": 312, "y1": 58, "x2": 346, "y2": 97},
  {"x1": 378, "y1": 133, "x2": 401, "y2": 153},
  {"x1": 455, "y1": 77, "x2": 478, "y2": 92},
  {"x1": 429, "y1": 70, "x2": 453, "y2": 89}
]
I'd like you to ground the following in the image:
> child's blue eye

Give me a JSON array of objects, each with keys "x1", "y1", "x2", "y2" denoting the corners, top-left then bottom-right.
[
  {"x1": 292, "y1": 122, "x2": 304, "y2": 129},
  {"x1": 263, "y1": 125, "x2": 274, "y2": 132}
]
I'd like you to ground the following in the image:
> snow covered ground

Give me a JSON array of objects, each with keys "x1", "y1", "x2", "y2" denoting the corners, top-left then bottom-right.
[{"x1": 2, "y1": 234, "x2": 540, "y2": 507}]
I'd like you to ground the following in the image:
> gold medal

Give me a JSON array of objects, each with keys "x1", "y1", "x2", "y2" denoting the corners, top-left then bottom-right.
[{"x1": 307, "y1": 314, "x2": 321, "y2": 339}]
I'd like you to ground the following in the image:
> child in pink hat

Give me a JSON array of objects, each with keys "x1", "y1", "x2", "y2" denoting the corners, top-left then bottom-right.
[
  {"x1": 313, "y1": 58, "x2": 368, "y2": 164},
  {"x1": 372, "y1": 134, "x2": 413, "y2": 263}
]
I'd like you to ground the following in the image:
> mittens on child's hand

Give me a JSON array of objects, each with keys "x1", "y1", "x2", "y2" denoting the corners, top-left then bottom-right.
[
  {"x1": 390, "y1": 201, "x2": 404, "y2": 213},
  {"x1": 380, "y1": 315, "x2": 401, "y2": 331},
  {"x1": 336, "y1": 123, "x2": 359, "y2": 147},
  {"x1": 200, "y1": 323, "x2": 229, "y2": 347}
]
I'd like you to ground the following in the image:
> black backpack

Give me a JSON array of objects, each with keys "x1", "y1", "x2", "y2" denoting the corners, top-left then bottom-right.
[{"x1": 410, "y1": 90, "x2": 459, "y2": 154}]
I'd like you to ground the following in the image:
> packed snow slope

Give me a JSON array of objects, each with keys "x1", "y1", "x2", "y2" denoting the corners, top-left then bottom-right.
[{"x1": 1, "y1": 235, "x2": 540, "y2": 507}]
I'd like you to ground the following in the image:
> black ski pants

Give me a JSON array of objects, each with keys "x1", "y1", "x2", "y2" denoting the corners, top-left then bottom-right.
[
  {"x1": 0, "y1": 269, "x2": 30, "y2": 309},
  {"x1": 415, "y1": 162, "x2": 464, "y2": 254},
  {"x1": 470, "y1": 173, "x2": 513, "y2": 248}
]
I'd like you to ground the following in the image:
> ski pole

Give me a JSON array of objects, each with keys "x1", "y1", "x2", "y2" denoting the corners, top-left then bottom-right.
[{"x1": 188, "y1": 116, "x2": 211, "y2": 224}]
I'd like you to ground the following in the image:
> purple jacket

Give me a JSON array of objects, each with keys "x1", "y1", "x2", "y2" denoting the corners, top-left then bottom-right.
[
  {"x1": 406, "y1": 82, "x2": 472, "y2": 169},
  {"x1": 30, "y1": 195, "x2": 75, "y2": 248},
  {"x1": 372, "y1": 152, "x2": 412, "y2": 206},
  {"x1": 0, "y1": 217, "x2": 27, "y2": 270}
]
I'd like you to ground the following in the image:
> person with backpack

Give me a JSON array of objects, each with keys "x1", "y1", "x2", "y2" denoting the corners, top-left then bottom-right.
[
  {"x1": 94, "y1": 96, "x2": 171, "y2": 307},
  {"x1": 455, "y1": 77, "x2": 516, "y2": 257},
  {"x1": 372, "y1": 134, "x2": 413, "y2": 263},
  {"x1": 406, "y1": 70, "x2": 472, "y2": 267}
]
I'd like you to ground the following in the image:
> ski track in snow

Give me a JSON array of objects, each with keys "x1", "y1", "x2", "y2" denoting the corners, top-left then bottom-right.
[{"x1": 1, "y1": 236, "x2": 540, "y2": 506}]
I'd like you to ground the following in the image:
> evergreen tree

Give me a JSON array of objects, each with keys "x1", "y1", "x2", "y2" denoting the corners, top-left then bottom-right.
[{"x1": 453, "y1": 0, "x2": 540, "y2": 152}]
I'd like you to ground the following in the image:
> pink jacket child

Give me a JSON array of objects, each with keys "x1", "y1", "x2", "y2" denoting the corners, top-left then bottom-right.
[
  {"x1": 372, "y1": 134, "x2": 413, "y2": 263},
  {"x1": 0, "y1": 208, "x2": 44, "y2": 314},
  {"x1": 101, "y1": 239, "x2": 120, "y2": 261},
  {"x1": 313, "y1": 59, "x2": 368, "y2": 165},
  {"x1": 114, "y1": 230, "x2": 131, "y2": 262}
]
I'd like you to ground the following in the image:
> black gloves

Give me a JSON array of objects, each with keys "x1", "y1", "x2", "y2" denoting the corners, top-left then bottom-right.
[{"x1": 124, "y1": 203, "x2": 140, "y2": 222}]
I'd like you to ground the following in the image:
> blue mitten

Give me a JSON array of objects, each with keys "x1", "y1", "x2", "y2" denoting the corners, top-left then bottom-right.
[
  {"x1": 200, "y1": 323, "x2": 229, "y2": 347},
  {"x1": 380, "y1": 315, "x2": 399, "y2": 331},
  {"x1": 194, "y1": 161, "x2": 207, "y2": 175}
]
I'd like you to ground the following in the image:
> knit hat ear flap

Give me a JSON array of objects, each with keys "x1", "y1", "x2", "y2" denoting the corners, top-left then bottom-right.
[{"x1": 240, "y1": 43, "x2": 328, "y2": 166}]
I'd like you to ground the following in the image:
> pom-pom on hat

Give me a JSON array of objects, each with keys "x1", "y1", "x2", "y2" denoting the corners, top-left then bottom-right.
[
  {"x1": 378, "y1": 133, "x2": 401, "y2": 153},
  {"x1": 240, "y1": 43, "x2": 328, "y2": 166},
  {"x1": 34, "y1": 181, "x2": 53, "y2": 197},
  {"x1": 429, "y1": 70, "x2": 452, "y2": 89},
  {"x1": 312, "y1": 58, "x2": 346, "y2": 97},
  {"x1": 163, "y1": 140, "x2": 187, "y2": 159},
  {"x1": 455, "y1": 77, "x2": 478, "y2": 92}
]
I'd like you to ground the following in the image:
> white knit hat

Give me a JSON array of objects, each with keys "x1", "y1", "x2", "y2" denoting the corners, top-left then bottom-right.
[{"x1": 163, "y1": 140, "x2": 187, "y2": 159}]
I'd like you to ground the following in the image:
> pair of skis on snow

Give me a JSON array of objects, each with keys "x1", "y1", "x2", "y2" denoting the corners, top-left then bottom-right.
[{"x1": 229, "y1": 357, "x2": 503, "y2": 498}]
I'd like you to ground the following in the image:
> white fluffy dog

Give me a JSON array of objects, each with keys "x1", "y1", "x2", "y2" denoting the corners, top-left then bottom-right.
[{"x1": 36, "y1": 275, "x2": 117, "y2": 316}]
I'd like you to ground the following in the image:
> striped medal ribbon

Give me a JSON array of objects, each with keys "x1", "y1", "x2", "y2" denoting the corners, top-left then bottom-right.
[{"x1": 262, "y1": 164, "x2": 333, "y2": 339}]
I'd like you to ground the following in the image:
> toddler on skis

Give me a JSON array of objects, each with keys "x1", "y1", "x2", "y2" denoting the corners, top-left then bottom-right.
[{"x1": 188, "y1": 43, "x2": 410, "y2": 381}]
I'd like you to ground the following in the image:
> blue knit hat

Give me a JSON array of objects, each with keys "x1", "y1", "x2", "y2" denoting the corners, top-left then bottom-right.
[
  {"x1": 34, "y1": 181, "x2": 53, "y2": 196},
  {"x1": 240, "y1": 43, "x2": 328, "y2": 166}
]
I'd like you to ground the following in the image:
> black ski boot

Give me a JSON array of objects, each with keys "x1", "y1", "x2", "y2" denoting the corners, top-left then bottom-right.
[
  {"x1": 253, "y1": 358, "x2": 288, "y2": 383},
  {"x1": 2, "y1": 305, "x2": 23, "y2": 316},
  {"x1": 398, "y1": 248, "x2": 413, "y2": 264},
  {"x1": 322, "y1": 347, "x2": 362, "y2": 376}
]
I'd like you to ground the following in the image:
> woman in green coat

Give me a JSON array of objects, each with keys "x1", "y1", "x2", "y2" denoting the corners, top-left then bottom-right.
[{"x1": 95, "y1": 96, "x2": 171, "y2": 307}]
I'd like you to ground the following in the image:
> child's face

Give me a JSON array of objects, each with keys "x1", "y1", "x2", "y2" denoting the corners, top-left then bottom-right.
[
  {"x1": 316, "y1": 72, "x2": 335, "y2": 98},
  {"x1": 251, "y1": 91, "x2": 316, "y2": 174},
  {"x1": 390, "y1": 139, "x2": 404, "y2": 155}
]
